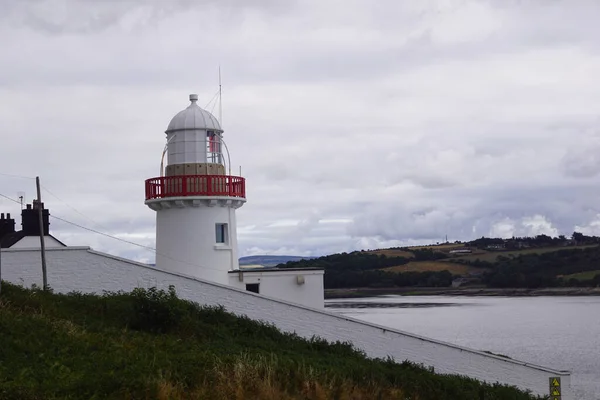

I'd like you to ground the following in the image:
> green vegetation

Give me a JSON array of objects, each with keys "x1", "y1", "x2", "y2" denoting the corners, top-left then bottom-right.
[
  {"x1": 563, "y1": 270, "x2": 600, "y2": 281},
  {"x1": 281, "y1": 249, "x2": 454, "y2": 289},
  {"x1": 281, "y1": 232, "x2": 600, "y2": 290},
  {"x1": 467, "y1": 246, "x2": 600, "y2": 288},
  {"x1": 0, "y1": 283, "x2": 540, "y2": 400},
  {"x1": 382, "y1": 261, "x2": 474, "y2": 275}
]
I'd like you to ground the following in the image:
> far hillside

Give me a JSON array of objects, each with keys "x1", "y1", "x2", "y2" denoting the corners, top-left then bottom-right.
[
  {"x1": 277, "y1": 232, "x2": 600, "y2": 291},
  {"x1": 239, "y1": 255, "x2": 316, "y2": 267}
]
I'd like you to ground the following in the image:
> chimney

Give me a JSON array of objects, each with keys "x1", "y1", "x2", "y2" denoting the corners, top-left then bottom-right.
[
  {"x1": 0, "y1": 212, "x2": 16, "y2": 240},
  {"x1": 21, "y1": 200, "x2": 50, "y2": 236}
]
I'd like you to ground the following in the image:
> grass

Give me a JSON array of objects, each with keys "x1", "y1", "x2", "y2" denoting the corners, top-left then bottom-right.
[
  {"x1": 452, "y1": 245, "x2": 599, "y2": 262},
  {"x1": 381, "y1": 261, "x2": 477, "y2": 275},
  {"x1": 0, "y1": 282, "x2": 542, "y2": 400},
  {"x1": 369, "y1": 249, "x2": 415, "y2": 258},
  {"x1": 562, "y1": 270, "x2": 600, "y2": 281},
  {"x1": 407, "y1": 244, "x2": 466, "y2": 251}
]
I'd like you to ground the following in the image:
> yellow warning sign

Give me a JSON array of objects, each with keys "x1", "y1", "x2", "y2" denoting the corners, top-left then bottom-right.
[{"x1": 549, "y1": 377, "x2": 562, "y2": 399}]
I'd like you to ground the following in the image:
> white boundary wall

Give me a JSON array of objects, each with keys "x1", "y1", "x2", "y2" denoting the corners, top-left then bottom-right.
[{"x1": 0, "y1": 247, "x2": 571, "y2": 398}]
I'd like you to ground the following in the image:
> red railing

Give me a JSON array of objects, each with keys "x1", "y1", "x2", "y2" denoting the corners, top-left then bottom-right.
[{"x1": 145, "y1": 175, "x2": 246, "y2": 200}]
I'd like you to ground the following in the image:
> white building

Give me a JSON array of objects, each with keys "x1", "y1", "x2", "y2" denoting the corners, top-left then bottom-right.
[{"x1": 0, "y1": 202, "x2": 66, "y2": 249}]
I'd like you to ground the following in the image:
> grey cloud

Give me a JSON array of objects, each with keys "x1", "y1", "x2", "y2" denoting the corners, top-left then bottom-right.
[
  {"x1": 5, "y1": 1, "x2": 599, "y2": 91},
  {"x1": 1, "y1": 0, "x2": 290, "y2": 35},
  {"x1": 2, "y1": 0, "x2": 600, "y2": 261},
  {"x1": 561, "y1": 143, "x2": 600, "y2": 178}
]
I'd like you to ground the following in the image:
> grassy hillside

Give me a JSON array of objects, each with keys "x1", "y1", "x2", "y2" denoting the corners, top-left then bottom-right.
[
  {"x1": 280, "y1": 233, "x2": 600, "y2": 290},
  {"x1": 0, "y1": 283, "x2": 541, "y2": 400},
  {"x1": 449, "y1": 245, "x2": 597, "y2": 263},
  {"x1": 381, "y1": 261, "x2": 475, "y2": 275},
  {"x1": 563, "y1": 270, "x2": 600, "y2": 281}
]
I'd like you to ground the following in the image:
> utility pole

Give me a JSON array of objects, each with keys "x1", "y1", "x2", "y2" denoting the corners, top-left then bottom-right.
[{"x1": 36, "y1": 177, "x2": 48, "y2": 290}]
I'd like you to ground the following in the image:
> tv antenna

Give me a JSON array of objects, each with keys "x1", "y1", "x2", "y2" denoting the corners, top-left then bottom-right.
[{"x1": 17, "y1": 192, "x2": 25, "y2": 209}]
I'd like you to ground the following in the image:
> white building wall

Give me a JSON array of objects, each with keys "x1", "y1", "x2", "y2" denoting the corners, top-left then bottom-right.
[
  {"x1": 0, "y1": 247, "x2": 572, "y2": 399},
  {"x1": 155, "y1": 203, "x2": 238, "y2": 284},
  {"x1": 10, "y1": 236, "x2": 65, "y2": 249},
  {"x1": 228, "y1": 269, "x2": 325, "y2": 309}
]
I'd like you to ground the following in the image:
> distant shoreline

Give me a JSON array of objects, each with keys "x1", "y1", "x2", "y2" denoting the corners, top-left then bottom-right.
[{"x1": 324, "y1": 286, "x2": 600, "y2": 299}]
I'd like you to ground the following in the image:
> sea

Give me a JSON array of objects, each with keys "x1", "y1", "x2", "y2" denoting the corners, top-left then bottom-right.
[{"x1": 325, "y1": 295, "x2": 600, "y2": 400}]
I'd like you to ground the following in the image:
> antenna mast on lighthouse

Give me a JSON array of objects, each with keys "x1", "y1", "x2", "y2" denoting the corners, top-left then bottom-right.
[{"x1": 218, "y1": 66, "x2": 223, "y2": 127}]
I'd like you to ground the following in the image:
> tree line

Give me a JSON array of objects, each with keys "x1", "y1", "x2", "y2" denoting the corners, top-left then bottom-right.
[{"x1": 460, "y1": 246, "x2": 600, "y2": 288}]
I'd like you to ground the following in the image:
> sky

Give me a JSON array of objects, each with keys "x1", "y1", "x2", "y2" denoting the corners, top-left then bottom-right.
[{"x1": 1, "y1": 0, "x2": 600, "y2": 262}]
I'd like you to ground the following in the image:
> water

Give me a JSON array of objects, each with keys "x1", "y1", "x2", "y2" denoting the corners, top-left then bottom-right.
[{"x1": 326, "y1": 296, "x2": 600, "y2": 400}]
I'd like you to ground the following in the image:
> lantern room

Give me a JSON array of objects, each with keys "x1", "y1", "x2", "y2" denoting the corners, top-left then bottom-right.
[{"x1": 165, "y1": 94, "x2": 224, "y2": 168}]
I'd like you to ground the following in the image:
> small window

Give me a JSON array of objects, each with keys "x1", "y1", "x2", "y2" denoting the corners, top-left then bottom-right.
[
  {"x1": 215, "y1": 223, "x2": 228, "y2": 244},
  {"x1": 246, "y1": 283, "x2": 260, "y2": 294}
]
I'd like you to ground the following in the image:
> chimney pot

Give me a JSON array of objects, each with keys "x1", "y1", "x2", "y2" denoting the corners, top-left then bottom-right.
[{"x1": 21, "y1": 203, "x2": 50, "y2": 236}]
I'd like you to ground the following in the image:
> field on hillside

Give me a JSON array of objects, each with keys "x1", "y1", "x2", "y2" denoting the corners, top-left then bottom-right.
[
  {"x1": 369, "y1": 249, "x2": 415, "y2": 258},
  {"x1": 407, "y1": 243, "x2": 465, "y2": 251},
  {"x1": 452, "y1": 245, "x2": 599, "y2": 263},
  {"x1": 562, "y1": 270, "x2": 600, "y2": 281},
  {"x1": 382, "y1": 261, "x2": 478, "y2": 275}
]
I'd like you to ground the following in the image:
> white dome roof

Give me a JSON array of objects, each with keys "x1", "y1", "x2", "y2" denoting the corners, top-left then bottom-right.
[{"x1": 166, "y1": 94, "x2": 222, "y2": 133}]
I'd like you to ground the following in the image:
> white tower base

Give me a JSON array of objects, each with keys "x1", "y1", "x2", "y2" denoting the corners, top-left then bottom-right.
[{"x1": 147, "y1": 196, "x2": 245, "y2": 284}]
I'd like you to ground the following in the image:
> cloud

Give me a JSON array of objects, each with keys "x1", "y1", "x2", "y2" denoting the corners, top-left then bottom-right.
[{"x1": 1, "y1": 0, "x2": 600, "y2": 260}]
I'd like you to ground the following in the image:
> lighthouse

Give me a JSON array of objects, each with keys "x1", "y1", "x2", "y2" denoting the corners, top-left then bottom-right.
[{"x1": 145, "y1": 94, "x2": 246, "y2": 284}]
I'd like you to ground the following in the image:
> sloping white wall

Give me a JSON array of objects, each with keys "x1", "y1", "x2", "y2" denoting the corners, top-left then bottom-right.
[{"x1": 0, "y1": 247, "x2": 571, "y2": 399}]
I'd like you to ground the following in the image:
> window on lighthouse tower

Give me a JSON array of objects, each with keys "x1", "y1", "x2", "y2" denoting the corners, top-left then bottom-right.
[
  {"x1": 215, "y1": 223, "x2": 228, "y2": 244},
  {"x1": 207, "y1": 131, "x2": 221, "y2": 164}
]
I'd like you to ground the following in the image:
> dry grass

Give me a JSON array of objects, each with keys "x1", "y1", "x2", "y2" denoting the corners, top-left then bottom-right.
[
  {"x1": 382, "y1": 261, "x2": 476, "y2": 275},
  {"x1": 152, "y1": 354, "x2": 407, "y2": 400},
  {"x1": 369, "y1": 249, "x2": 415, "y2": 258},
  {"x1": 407, "y1": 243, "x2": 465, "y2": 251}
]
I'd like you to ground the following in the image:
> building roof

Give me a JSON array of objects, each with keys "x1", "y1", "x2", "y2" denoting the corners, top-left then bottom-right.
[
  {"x1": 0, "y1": 231, "x2": 25, "y2": 248},
  {"x1": 166, "y1": 94, "x2": 222, "y2": 133},
  {"x1": 0, "y1": 231, "x2": 67, "y2": 249}
]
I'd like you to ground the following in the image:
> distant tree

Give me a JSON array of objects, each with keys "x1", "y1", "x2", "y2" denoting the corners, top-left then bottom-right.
[{"x1": 572, "y1": 232, "x2": 585, "y2": 242}]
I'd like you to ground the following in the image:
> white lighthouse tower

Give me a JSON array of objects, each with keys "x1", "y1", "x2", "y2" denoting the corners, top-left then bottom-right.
[{"x1": 145, "y1": 94, "x2": 246, "y2": 284}]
